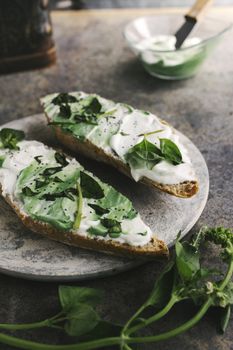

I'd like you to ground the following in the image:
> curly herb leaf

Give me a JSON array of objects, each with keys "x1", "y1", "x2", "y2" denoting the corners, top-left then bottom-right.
[{"x1": 0, "y1": 128, "x2": 25, "y2": 150}]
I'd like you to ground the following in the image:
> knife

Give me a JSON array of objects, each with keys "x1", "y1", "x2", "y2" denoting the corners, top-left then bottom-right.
[{"x1": 175, "y1": 0, "x2": 213, "y2": 49}]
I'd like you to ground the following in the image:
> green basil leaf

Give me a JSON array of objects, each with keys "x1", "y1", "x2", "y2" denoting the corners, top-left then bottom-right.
[
  {"x1": 55, "y1": 152, "x2": 69, "y2": 166},
  {"x1": 64, "y1": 303, "x2": 100, "y2": 337},
  {"x1": 52, "y1": 93, "x2": 78, "y2": 105},
  {"x1": 59, "y1": 286, "x2": 104, "y2": 310},
  {"x1": 80, "y1": 171, "x2": 104, "y2": 199},
  {"x1": 160, "y1": 138, "x2": 183, "y2": 165},
  {"x1": 175, "y1": 240, "x2": 200, "y2": 282},
  {"x1": 0, "y1": 128, "x2": 25, "y2": 150},
  {"x1": 125, "y1": 138, "x2": 163, "y2": 170}
]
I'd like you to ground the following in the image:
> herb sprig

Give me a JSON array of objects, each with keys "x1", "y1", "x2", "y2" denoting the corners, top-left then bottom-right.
[
  {"x1": 0, "y1": 227, "x2": 232, "y2": 349},
  {"x1": 125, "y1": 137, "x2": 183, "y2": 170}
]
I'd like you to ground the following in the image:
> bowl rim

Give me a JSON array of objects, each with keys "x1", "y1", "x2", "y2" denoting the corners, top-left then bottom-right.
[{"x1": 124, "y1": 14, "x2": 233, "y2": 53}]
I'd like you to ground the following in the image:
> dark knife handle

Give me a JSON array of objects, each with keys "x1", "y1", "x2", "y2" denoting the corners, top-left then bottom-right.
[{"x1": 186, "y1": 0, "x2": 213, "y2": 21}]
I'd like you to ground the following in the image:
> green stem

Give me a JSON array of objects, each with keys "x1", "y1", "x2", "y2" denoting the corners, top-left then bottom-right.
[
  {"x1": 0, "y1": 311, "x2": 64, "y2": 331},
  {"x1": 219, "y1": 248, "x2": 233, "y2": 291},
  {"x1": 0, "y1": 333, "x2": 121, "y2": 350},
  {"x1": 122, "y1": 303, "x2": 147, "y2": 336},
  {"x1": 129, "y1": 298, "x2": 212, "y2": 344},
  {"x1": 0, "y1": 320, "x2": 50, "y2": 331},
  {"x1": 73, "y1": 182, "x2": 83, "y2": 230},
  {"x1": 129, "y1": 251, "x2": 233, "y2": 345},
  {"x1": 127, "y1": 294, "x2": 179, "y2": 335}
]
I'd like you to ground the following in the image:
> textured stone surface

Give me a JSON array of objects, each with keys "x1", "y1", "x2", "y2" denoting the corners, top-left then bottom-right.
[{"x1": 0, "y1": 7, "x2": 232, "y2": 350}]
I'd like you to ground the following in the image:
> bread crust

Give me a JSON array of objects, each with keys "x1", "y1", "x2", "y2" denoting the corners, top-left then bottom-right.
[
  {"x1": 2, "y1": 191, "x2": 168, "y2": 259},
  {"x1": 47, "y1": 116, "x2": 198, "y2": 198}
]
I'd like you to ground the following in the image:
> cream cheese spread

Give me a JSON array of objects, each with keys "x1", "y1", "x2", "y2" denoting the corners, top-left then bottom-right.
[{"x1": 0, "y1": 140, "x2": 152, "y2": 246}]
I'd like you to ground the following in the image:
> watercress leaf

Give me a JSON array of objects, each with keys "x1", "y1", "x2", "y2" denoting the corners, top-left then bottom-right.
[
  {"x1": 88, "y1": 204, "x2": 109, "y2": 216},
  {"x1": 0, "y1": 156, "x2": 5, "y2": 167},
  {"x1": 220, "y1": 305, "x2": 231, "y2": 334},
  {"x1": 64, "y1": 303, "x2": 100, "y2": 337},
  {"x1": 0, "y1": 128, "x2": 25, "y2": 150},
  {"x1": 55, "y1": 152, "x2": 69, "y2": 166},
  {"x1": 60, "y1": 104, "x2": 71, "y2": 118},
  {"x1": 175, "y1": 241, "x2": 200, "y2": 282},
  {"x1": 145, "y1": 259, "x2": 176, "y2": 307},
  {"x1": 59, "y1": 286, "x2": 104, "y2": 310},
  {"x1": 160, "y1": 138, "x2": 182, "y2": 165},
  {"x1": 78, "y1": 320, "x2": 122, "y2": 341},
  {"x1": 52, "y1": 93, "x2": 78, "y2": 105},
  {"x1": 125, "y1": 138, "x2": 163, "y2": 170},
  {"x1": 80, "y1": 171, "x2": 104, "y2": 199}
]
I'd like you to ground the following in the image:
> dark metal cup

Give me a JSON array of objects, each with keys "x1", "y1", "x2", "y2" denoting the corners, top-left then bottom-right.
[{"x1": 0, "y1": 0, "x2": 56, "y2": 74}]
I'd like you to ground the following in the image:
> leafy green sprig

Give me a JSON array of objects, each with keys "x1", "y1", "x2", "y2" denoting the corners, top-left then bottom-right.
[
  {"x1": 0, "y1": 227, "x2": 232, "y2": 350},
  {"x1": 125, "y1": 137, "x2": 183, "y2": 170}
]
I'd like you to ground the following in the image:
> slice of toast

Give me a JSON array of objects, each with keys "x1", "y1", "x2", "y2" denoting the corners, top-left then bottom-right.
[
  {"x1": 0, "y1": 133, "x2": 168, "y2": 259},
  {"x1": 41, "y1": 92, "x2": 199, "y2": 198}
]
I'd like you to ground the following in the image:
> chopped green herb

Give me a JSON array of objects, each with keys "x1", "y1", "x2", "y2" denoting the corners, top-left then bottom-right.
[
  {"x1": 34, "y1": 156, "x2": 42, "y2": 164},
  {"x1": 88, "y1": 204, "x2": 109, "y2": 216},
  {"x1": 87, "y1": 225, "x2": 108, "y2": 237},
  {"x1": 22, "y1": 187, "x2": 37, "y2": 197},
  {"x1": 55, "y1": 152, "x2": 69, "y2": 166},
  {"x1": 52, "y1": 93, "x2": 78, "y2": 105},
  {"x1": 43, "y1": 166, "x2": 63, "y2": 177},
  {"x1": 0, "y1": 128, "x2": 25, "y2": 150},
  {"x1": 60, "y1": 104, "x2": 71, "y2": 118}
]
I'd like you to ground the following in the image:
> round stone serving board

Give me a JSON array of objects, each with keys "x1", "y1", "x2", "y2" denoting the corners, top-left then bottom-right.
[{"x1": 0, "y1": 115, "x2": 209, "y2": 281}]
